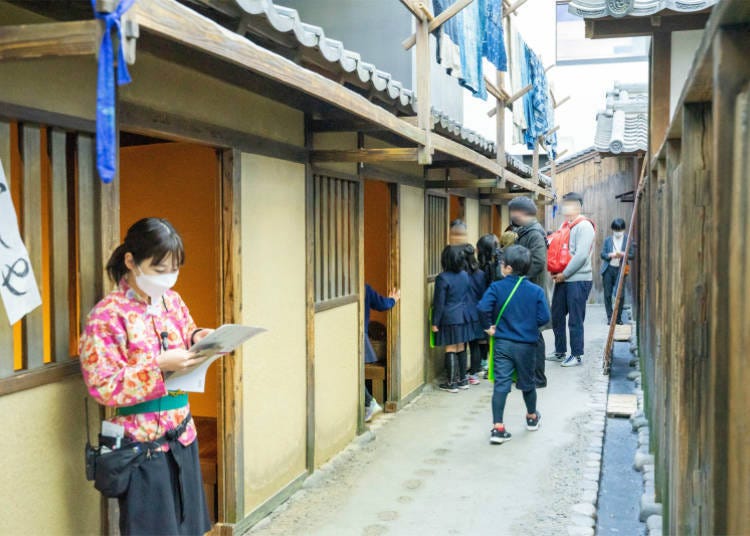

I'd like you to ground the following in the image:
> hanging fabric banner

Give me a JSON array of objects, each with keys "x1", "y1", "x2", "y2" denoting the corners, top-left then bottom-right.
[
  {"x1": 91, "y1": 0, "x2": 135, "y2": 184},
  {"x1": 0, "y1": 161, "x2": 42, "y2": 326}
]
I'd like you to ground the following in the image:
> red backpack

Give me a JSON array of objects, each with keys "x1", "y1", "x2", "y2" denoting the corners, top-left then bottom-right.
[{"x1": 547, "y1": 216, "x2": 595, "y2": 274}]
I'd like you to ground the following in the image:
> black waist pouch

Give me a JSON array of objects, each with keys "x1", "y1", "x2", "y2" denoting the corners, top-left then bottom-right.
[
  {"x1": 85, "y1": 413, "x2": 192, "y2": 498},
  {"x1": 93, "y1": 440, "x2": 150, "y2": 498}
]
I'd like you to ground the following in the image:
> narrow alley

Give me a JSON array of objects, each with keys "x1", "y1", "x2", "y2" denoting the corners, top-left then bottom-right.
[{"x1": 249, "y1": 308, "x2": 610, "y2": 536}]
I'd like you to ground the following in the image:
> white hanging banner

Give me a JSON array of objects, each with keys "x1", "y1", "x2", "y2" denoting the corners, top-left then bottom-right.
[{"x1": 0, "y1": 160, "x2": 42, "y2": 325}]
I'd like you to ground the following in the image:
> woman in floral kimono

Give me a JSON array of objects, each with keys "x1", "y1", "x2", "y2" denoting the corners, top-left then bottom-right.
[{"x1": 80, "y1": 217, "x2": 213, "y2": 536}]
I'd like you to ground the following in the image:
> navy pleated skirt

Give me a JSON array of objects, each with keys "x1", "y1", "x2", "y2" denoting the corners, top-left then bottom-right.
[{"x1": 434, "y1": 322, "x2": 473, "y2": 346}]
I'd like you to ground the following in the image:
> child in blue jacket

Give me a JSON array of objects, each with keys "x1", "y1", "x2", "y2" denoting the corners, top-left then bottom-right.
[
  {"x1": 432, "y1": 245, "x2": 474, "y2": 393},
  {"x1": 478, "y1": 245, "x2": 551, "y2": 444}
]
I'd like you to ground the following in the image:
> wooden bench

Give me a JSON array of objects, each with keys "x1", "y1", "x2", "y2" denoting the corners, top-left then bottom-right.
[{"x1": 365, "y1": 362, "x2": 386, "y2": 404}]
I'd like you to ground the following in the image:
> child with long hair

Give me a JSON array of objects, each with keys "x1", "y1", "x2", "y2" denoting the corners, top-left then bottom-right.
[
  {"x1": 432, "y1": 245, "x2": 474, "y2": 393},
  {"x1": 463, "y1": 244, "x2": 488, "y2": 385}
]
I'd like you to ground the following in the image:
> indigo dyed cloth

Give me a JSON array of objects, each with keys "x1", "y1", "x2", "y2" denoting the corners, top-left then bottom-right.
[
  {"x1": 433, "y1": 0, "x2": 486, "y2": 99},
  {"x1": 433, "y1": 0, "x2": 464, "y2": 78},
  {"x1": 483, "y1": 0, "x2": 507, "y2": 72},
  {"x1": 522, "y1": 43, "x2": 557, "y2": 157}
]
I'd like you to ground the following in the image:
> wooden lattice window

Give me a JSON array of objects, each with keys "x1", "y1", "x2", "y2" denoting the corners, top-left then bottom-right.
[
  {"x1": 0, "y1": 120, "x2": 97, "y2": 384},
  {"x1": 426, "y1": 194, "x2": 448, "y2": 278},
  {"x1": 313, "y1": 173, "x2": 359, "y2": 305}
]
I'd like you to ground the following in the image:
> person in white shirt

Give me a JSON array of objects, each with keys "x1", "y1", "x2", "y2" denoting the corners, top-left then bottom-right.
[{"x1": 599, "y1": 218, "x2": 633, "y2": 324}]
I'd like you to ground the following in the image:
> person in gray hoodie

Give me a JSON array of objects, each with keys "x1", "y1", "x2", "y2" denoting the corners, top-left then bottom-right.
[
  {"x1": 506, "y1": 196, "x2": 549, "y2": 387},
  {"x1": 548, "y1": 192, "x2": 595, "y2": 367}
]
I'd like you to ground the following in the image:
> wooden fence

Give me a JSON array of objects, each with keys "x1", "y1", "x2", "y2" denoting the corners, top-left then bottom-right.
[{"x1": 637, "y1": 2, "x2": 750, "y2": 533}]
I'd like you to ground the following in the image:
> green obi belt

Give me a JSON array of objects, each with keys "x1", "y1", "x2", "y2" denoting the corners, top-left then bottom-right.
[{"x1": 116, "y1": 392, "x2": 188, "y2": 416}]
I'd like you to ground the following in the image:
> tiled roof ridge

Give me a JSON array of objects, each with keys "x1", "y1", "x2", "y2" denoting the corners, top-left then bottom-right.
[
  {"x1": 568, "y1": 0, "x2": 717, "y2": 19},
  {"x1": 194, "y1": 0, "x2": 551, "y2": 186}
]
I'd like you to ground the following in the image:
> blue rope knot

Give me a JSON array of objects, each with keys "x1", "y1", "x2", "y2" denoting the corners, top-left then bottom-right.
[{"x1": 91, "y1": 0, "x2": 135, "y2": 184}]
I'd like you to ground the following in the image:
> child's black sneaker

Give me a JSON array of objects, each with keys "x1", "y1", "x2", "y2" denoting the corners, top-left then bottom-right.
[
  {"x1": 490, "y1": 427, "x2": 512, "y2": 444},
  {"x1": 457, "y1": 379, "x2": 470, "y2": 390},
  {"x1": 526, "y1": 411, "x2": 541, "y2": 431},
  {"x1": 439, "y1": 382, "x2": 458, "y2": 393}
]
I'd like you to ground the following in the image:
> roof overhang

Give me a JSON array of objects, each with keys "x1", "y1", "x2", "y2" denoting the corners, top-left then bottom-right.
[{"x1": 583, "y1": 9, "x2": 712, "y2": 38}]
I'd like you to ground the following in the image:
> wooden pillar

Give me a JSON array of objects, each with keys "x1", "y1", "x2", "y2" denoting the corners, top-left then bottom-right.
[
  {"x1": 218, "y1": 148, "x2": 244, "y2": 524},
  {"x1": 679, "y1": 102, "x2": 712, "y2": 535},
  {"x1": 710, "y1": 27, "x2": 750, "y2": 536},
  {"x1": 415, "y1": 14, "x2": 432, "y2": 165},
  {"x1": 650, "y1": 32, "x2": 671, "y2": 155}
]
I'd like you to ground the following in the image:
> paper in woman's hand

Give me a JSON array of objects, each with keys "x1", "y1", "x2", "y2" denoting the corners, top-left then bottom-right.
[{"x1": 165, "y1": 324, "x2": 265, "y2": 392}]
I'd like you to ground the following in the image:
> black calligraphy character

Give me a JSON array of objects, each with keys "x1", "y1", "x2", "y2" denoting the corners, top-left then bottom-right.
[
  {"x1": 2, "y1": 258, "x2": 30, "y2": 296},
  {"x1": 0, "y1": 182, "x2": 6, "y2": 194},
  {"x1": 0, "y1": 235, "x2": 9, "y2": 249}
]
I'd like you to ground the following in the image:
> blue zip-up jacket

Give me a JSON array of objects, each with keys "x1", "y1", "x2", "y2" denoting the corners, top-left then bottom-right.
[
  {"x1": 365, "y1": 284, "x2": 396, "y2": 334},
  {"x1": 478, "y1": 275, "x2": 551, "y2": 344}
]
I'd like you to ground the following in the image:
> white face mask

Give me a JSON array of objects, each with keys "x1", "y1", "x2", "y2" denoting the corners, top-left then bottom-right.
[
  {"x1": 614, "y1": 231, "x2": 625, "y2": 240},
  {"x1": 134, "y1": 267, "x2": 179, "y2": 303}
]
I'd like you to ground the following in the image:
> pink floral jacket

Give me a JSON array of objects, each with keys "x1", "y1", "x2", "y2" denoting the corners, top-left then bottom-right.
[{"x1": 80, "y1": 279, "x2": 197, "y2": 450}]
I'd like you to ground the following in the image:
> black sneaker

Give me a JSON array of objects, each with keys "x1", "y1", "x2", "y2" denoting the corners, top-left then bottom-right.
[
  {"x1": 439, "y1": 382, "x2": 458, "y2": 394},
  {"x1": 457, "y1": 379, "x2": 470, "y2": 390},
  {"x1": 490, "y1": 427, "x2": 512, "y2": 444},
  {"x1": 526, "y1": 411, "x2": 541, "y2": 431}
]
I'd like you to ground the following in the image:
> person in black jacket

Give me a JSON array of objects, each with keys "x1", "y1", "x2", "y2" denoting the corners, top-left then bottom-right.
[{"x1": 506, "y1": 196, "x2": 549, "y2": 388}]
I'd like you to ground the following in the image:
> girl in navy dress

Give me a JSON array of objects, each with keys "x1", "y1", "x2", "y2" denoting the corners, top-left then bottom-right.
[
  {"x1": 432, "y1": 245, "x2": 474, "y2": 393},
  {"x1": 463, "y1": 244, "x2": 488, "y2": 384}
]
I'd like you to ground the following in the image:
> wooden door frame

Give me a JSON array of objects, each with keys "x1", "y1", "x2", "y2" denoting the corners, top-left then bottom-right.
[
  {"x1": 384, "y1": 182, "x2": 401, "y2": 411},
  {"x1": 217, "y1": 148, "x2": 243, "y2": 529}
]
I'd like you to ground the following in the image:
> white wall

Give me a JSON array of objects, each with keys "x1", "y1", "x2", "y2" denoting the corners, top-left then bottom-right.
[{"x1": 670, "y1": 30, "x2": 704, "y2": 118}]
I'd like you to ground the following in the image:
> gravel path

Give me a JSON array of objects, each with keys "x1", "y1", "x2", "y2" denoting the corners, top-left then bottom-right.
[{"x1": 248, "y1": 306, "x2": 610, "y2": 536}]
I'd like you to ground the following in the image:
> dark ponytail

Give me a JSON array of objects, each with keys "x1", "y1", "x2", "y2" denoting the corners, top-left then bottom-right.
[{"x1": 106, "y1": 217, "x2": 185, "y2": 283}]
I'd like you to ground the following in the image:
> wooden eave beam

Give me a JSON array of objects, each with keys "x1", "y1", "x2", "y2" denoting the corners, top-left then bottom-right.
[
  {"x1": 0, "y1": 20, "x2": 101, "y2": 61},
  {"x1": 311, "y1": 148, "x2": 419, "y2": 163},
  {"x1": 424, "y1": 179, "x2": 499, "y2": 189},
  {"x1": 402, "y1": 0, "x2": 474, "y2": 50},
  {"x1": 309, "y1": 119, "x2": 383, "y2": 133},
  {"x1": 132, "y1": 0, "x2": 552, "y2": 197},
  {"x1": 584, "y1": 11, "x2": 711, "y2": 39},
  {"x1": 480, "y1": 192, "x2": 530, "y2": 201}
]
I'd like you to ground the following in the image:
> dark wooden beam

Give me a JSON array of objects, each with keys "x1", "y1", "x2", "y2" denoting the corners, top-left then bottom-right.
[
  {"x1": 309, "y1": 119, "x2": 385, "y2": 133},
  {"x1": 359, "y1": 164, "x2": 424, "y2": 188},
  {"x1": 0, "y1": 20, "x2": 100, "y2": 61},
  {"x1": 585, "y1": 11, "x2": 710, "y2": 39},
  {"x1": 311, "y1": 148, "x2": 418, "y2": 163},
  {"x1": 119, "y1": 102, "x2": 308, "y2": 163},
  {"x1": 424, "y1": 179, "x2": 498, "y2": 189}
]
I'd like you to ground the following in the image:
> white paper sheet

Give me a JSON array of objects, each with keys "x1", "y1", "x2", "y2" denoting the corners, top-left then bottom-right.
[
  {"x1": 0, "y1": 160, "x2": 42, "y2": 326},
  {"x1": 165, "y1": 324, "x2": 265, "y2": 392}
]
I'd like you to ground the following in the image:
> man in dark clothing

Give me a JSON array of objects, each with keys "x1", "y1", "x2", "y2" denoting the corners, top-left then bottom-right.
[{"x1": 507, "y1": 196, "x2": 549, "y2": 388}]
